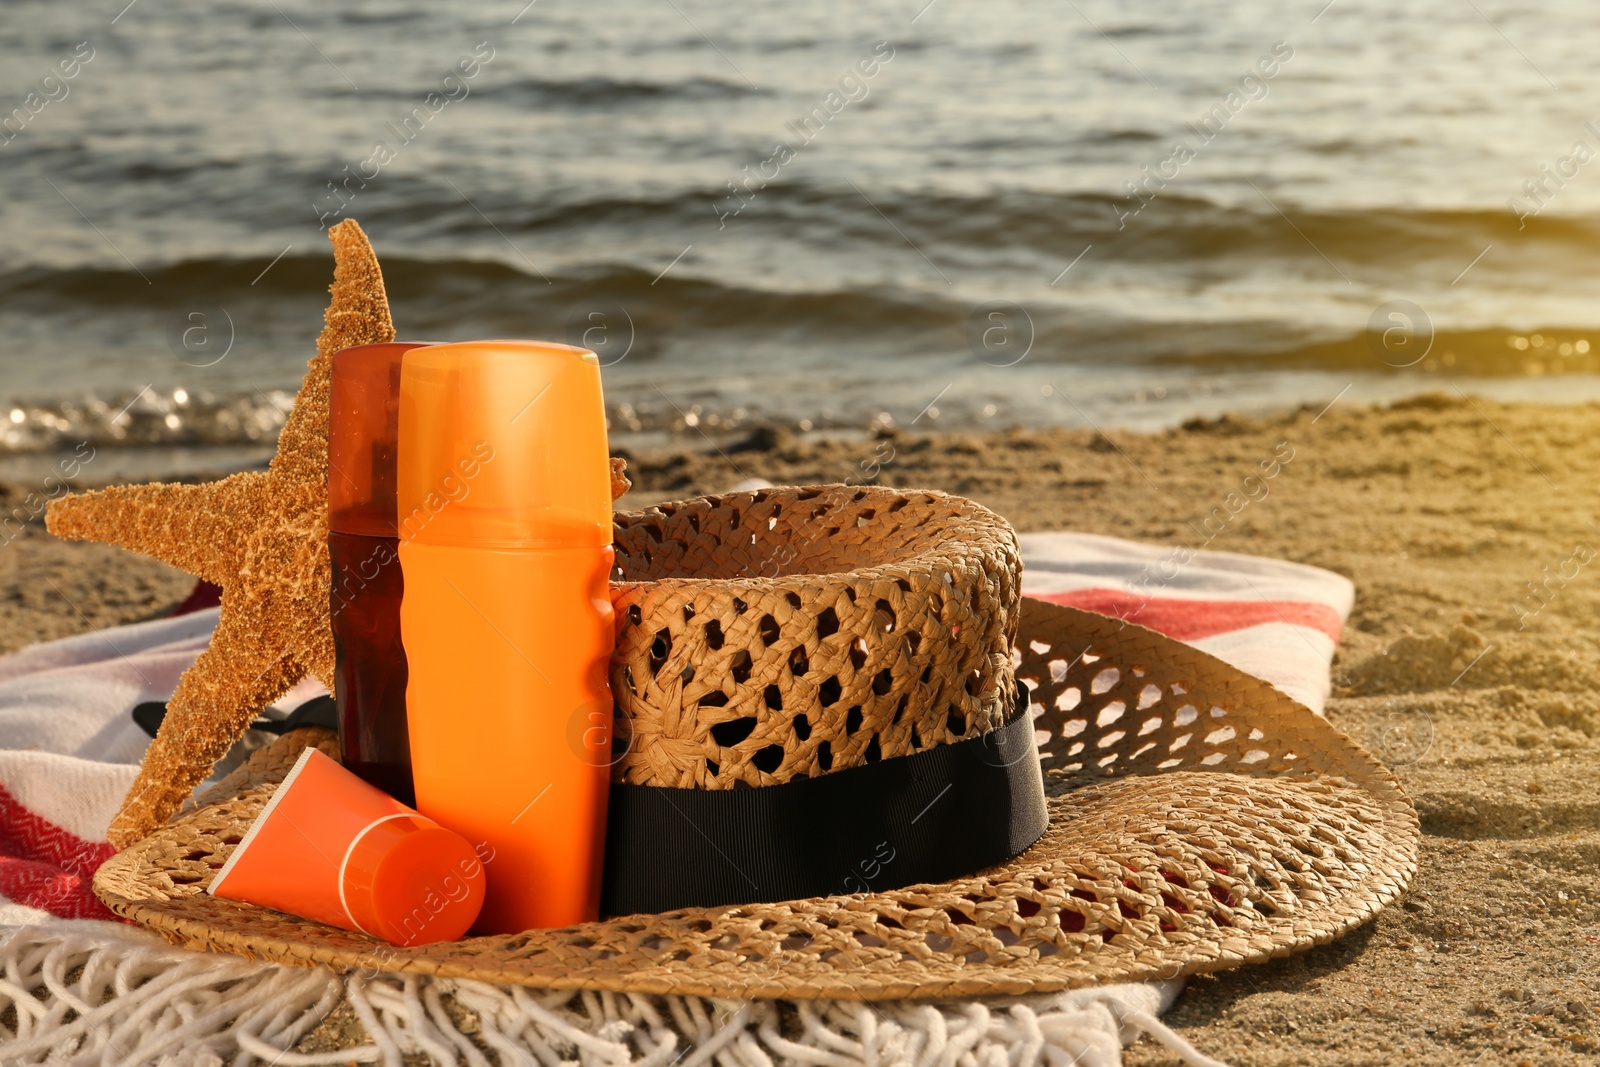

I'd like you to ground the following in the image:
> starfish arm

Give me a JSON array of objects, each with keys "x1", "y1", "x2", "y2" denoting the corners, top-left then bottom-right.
[
  {"x1": 107, "y1": 593, "x2": 305, "y2": 847},
  {"x1": 227, "y1": 475, "x2": 337, "y2": 689},
  {"x1": 315, "y1": 219, "x2": 395, "y2": 360},
  {"x1": 610, "y1": 457, "x2": 631, "y2": 500},
  {"x1": 52, "y1": 217, "x2": 394, "y2": 851},
  {"x1": 301, "y1": 593, "x2": 337, "y2": 692},
  {"x1": 44, "y1": 473, "x2": 264, "y2": 585},
  {"x1": 271, "y1": 219, "x2": 395, "y2": 487}
]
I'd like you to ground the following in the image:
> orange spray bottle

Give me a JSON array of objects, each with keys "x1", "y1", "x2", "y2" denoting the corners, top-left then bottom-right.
[{"x1": 396, "y1": 341, "x2": 616, "y2": 932}]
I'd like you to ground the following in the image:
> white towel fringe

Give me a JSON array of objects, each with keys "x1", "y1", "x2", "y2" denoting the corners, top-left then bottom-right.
[{"x1": 0, "y1": 923, "x2": 1229, "y2": 1067}]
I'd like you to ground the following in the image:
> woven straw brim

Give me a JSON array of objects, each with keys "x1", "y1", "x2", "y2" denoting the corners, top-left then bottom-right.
[{"x1": 95, "y1": 596, "x2": 1418, "y2": 1000}]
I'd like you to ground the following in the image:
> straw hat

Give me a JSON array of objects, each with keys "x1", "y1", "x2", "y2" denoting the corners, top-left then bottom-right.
[{"x1": 95, "y1": 487, "x2": 1418, "y2": 1000}]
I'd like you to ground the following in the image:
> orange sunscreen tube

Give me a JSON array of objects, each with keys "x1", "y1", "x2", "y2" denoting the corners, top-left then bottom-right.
[
  {"x1": 207, "y1": 747, "x2": 486, "y2": 945},
  {"x1": 397, "y1": 340, "x2": 615, "y2": 933}
]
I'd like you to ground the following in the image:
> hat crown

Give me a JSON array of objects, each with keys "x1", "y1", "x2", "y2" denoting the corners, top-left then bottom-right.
[{"x1": 607, "y1": 485, "x2": 1024, "y2": 789}]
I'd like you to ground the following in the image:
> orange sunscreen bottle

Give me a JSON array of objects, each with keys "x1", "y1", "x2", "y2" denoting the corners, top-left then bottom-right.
[
  {"x1": 207, "y1": 747, "x2": 486, "y2": 945},
  {"x1": 397, "y1": 341, "x2": 616, "y2": 933},
  {"x1": 329, "y1": 341, "x2": 434, "y2": 806}
]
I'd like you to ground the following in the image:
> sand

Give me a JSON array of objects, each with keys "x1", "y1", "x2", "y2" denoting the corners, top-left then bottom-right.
[{"x1": 7, "y1": 394, "x2": 1599, "y2": 1065}]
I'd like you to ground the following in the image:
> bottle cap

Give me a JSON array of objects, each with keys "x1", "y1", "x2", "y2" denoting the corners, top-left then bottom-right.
[
  {"x1": 329, "y1": 342, "x2": 436, "y2": 536},
  {"x1": 397, "y1": 340, "x2": 613, "y2": 548},
  {"x1": 208, "y1": 747, "x2": 485, "y2": 946}
]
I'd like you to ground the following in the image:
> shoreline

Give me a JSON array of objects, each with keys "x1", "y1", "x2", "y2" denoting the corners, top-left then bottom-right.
[
  {"x1": 5, "y1": 394, "x2": 1599, "y2": 1064},
  {"x1": 9, "y1": 375, "x2": 1600, "y2": 490}
]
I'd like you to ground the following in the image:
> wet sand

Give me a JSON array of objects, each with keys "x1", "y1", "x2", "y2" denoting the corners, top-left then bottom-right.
[{"x1": 8, "y1": 394, "x2": 1599, "y2": 1065}]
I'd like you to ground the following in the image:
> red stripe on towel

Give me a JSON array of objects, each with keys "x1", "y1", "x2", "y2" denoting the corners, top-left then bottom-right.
[
  {"x1": 171, "y1": 579, "x2": 223, "y2": 617},
  {"x1": 1031, "y1": 590, "x2": 1344, "y2": 644},
  {"x1": 0, "y1": 782, "x2": 117, "y2": 920}
]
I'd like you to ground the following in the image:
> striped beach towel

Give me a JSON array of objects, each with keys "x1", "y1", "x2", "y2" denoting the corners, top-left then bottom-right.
[
  {"x1": 0, "y1": 530, "x2": 1351, "y2": 925},
  {"x1": 0, "y1": 531, "x2": 1351, "y2": 1067}
]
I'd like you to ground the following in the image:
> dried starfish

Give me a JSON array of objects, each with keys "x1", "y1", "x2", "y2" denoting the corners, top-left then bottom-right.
[{"x1": 49, "y1": 220, "x2": 395, "y2": 847}]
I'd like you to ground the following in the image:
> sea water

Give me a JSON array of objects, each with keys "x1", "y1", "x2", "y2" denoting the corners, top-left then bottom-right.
[{"x1": 3, "y1": 0, "x2": 1600, "y2": 478}]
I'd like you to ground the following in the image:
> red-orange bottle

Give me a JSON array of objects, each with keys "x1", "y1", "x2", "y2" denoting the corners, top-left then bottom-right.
[
  {"x1": 328, "y1": 341, "x2": 434, "y2": 806},
  {"x1": 397, "y1": 341, "x2": 615, "y2": 933},
  {"x1": 208, "y1": 747, "x2": 485, "y2": 946}
]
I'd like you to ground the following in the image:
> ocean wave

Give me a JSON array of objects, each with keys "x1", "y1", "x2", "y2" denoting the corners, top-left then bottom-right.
[
  {"x1": 479, "y1": 75, "x2": 767, "y2": 106},
  {"x1": 5, "y1": 239, "x2": 1600, "y2": 374},
  {"x1": 0, "y1": 322, "x2": 1593, "y2": 462},
  {"x1": 0, "y1": 387, "x2": 293, "y2": 458},
  {"x1": 830, "y1": 188, "x2": 1600, "y2": 266},
  {"x1": 0, "y1": 255, "x2": 952, "y2": 341},
  {"x1": 1265, "y1": 327, "x2": 1598, "y2": 376},
  {"x1": 0, "y1": 383, "x2": 777, "y2": 460},
  {"x1": 11, "y1": 170, "x2": 1600, "y2": 284},
  {"x1": 13, "y1": 184, "x2": 1599, "y2": 292}
]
